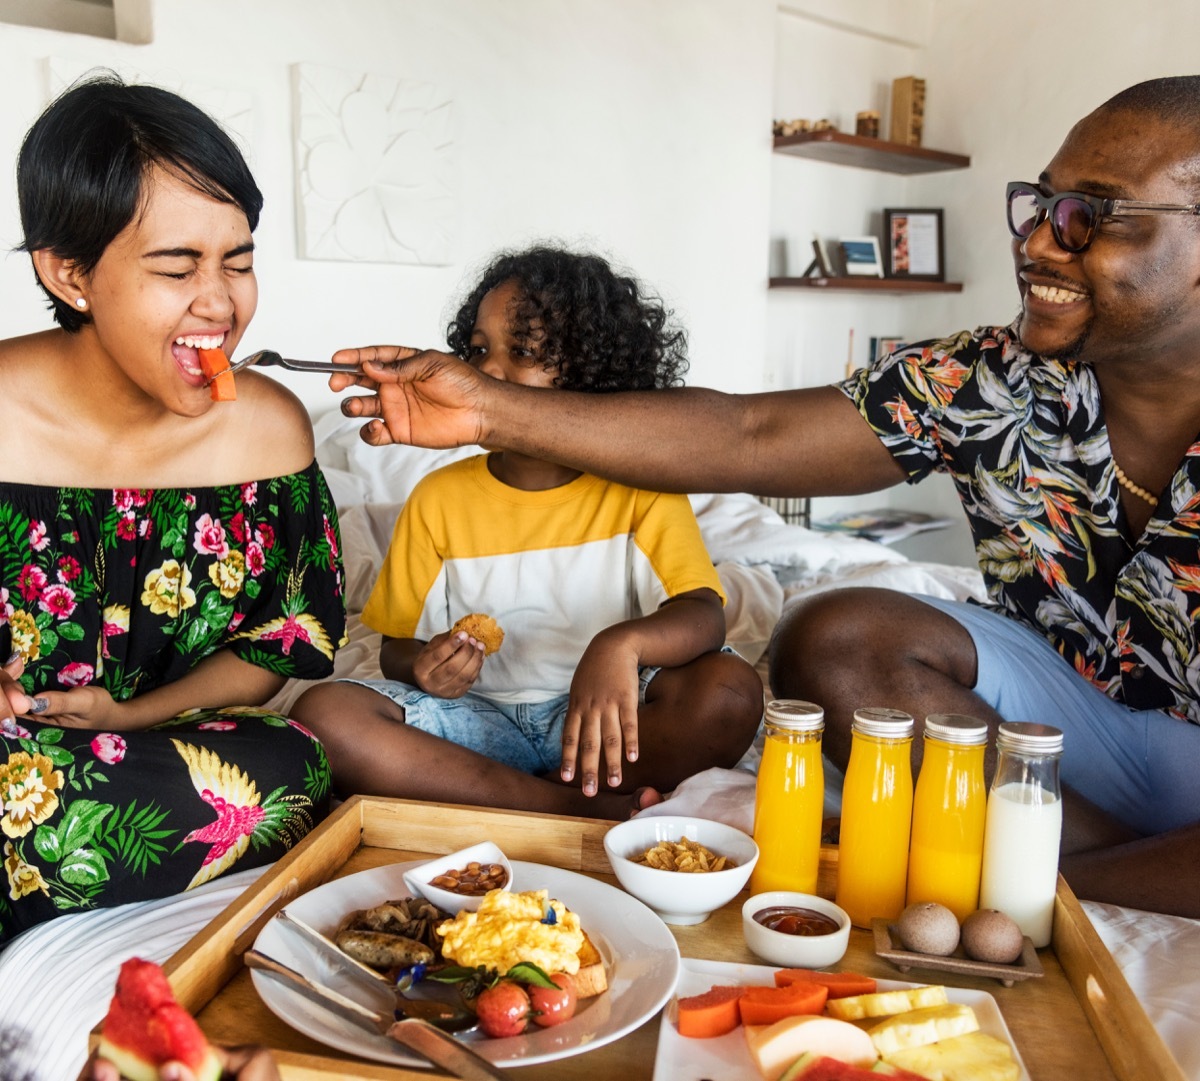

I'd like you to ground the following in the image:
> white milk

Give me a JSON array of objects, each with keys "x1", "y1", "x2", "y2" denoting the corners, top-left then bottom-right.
[{"x1": 979, "y1": 780, "x2": 1063, "y2": 947}]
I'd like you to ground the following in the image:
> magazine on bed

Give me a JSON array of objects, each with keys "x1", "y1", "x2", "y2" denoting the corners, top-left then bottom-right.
[{"x1": 813, "y1": 508, "x2": 954, "y2": 544}]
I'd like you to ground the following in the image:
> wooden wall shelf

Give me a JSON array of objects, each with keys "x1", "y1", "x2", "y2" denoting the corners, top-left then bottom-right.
[
  {"x1": 773, "y1": 131, "x2": 970, "y2": 174},
  {"x1": 770, "y1": 276, "x2": 963, "y2": 294}
]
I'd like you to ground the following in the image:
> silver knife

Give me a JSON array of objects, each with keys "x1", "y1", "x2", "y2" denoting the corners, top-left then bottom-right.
[{"x1": 244, "y1": 949, "x2": 505, "y2": 1080}]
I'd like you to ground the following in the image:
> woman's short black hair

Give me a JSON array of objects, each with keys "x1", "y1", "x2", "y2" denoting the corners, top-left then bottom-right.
[
  {"x1": 446, "y1": 245, "x2": 688, "y2": 392},
  {"x1": 17, "y1": 72, "x2": 264, "y2": 332}
]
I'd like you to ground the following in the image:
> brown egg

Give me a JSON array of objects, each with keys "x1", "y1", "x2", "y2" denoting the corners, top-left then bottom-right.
[
  {"x1": 961, "y1": 908, "x2": 1025, "y2": 963},
  {"x1": 897, "y1": 901, "x2": 960, "y2": 956}
]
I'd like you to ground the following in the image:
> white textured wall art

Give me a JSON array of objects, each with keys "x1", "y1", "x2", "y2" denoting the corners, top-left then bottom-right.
[{"x1": 292, "y1": 62, "x2": 455, "y2": 265}]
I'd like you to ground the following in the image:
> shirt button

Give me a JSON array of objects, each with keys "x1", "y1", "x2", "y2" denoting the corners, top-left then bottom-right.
[{"x1": 1128, "y1": 666, "x2": 1144, "y2": 680}]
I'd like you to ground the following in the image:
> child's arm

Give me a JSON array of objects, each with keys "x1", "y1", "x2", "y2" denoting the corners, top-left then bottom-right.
[
  {"x1": 381, "y1": 632, "x2": 485, "y2": 699},
  {"x1": 561, "y1": 587, "x2": 725, "y2": 795}
]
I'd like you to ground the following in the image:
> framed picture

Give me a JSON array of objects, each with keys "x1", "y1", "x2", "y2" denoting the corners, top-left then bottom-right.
[
  {"x1": 884, "y1": 208, "x2": 944, "y2": 280},
  {"x1": 838, "y1": 236, "x2": 884, "y2": 278},
  {"x1": 811, "y1": 235, "x2": 836, "y2": 277}
]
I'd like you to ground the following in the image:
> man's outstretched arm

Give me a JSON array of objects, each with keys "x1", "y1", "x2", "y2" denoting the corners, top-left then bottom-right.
[
  {"x1": 329, "y1": 346, "x2": 908, "y2": 498},
  {"x1": 1061, "y1": 823, "x2": 1200, "y2": 918}
]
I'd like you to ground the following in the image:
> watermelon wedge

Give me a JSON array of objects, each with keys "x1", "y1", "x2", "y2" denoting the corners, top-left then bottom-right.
[
  {"x1": 198, "y1": 348, "x2": 236, "y2": 402},
  {"x1": 98, "y1": 958, "x2": 221, "y2": 1081}
]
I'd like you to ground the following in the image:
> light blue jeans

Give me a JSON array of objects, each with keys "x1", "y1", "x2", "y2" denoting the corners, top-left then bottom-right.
[{"x1": 917, "y1": 595, "x2": 1200, "y2": 835}]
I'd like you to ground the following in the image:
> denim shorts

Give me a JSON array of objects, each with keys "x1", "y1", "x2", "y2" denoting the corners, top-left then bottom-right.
[
  {"x1": 344, "y1": 663, "x2": 665, "y2": 775},
  {"x1": 917, "y1": 595, "x2": 1200, "y2": 835}
]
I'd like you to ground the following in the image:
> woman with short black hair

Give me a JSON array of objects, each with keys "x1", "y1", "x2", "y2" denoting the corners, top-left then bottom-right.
[{"x1": 0, "y1": 73, "x2": 346, "y2": 947}]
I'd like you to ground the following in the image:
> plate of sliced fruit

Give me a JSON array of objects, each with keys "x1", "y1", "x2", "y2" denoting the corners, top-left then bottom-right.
[
  {"x1": 250, "y1": 856, "x2": 680, "y2": 1069},
  {"x1": 653, "y1": 957, "x2": 1030, "y2": 1081}
]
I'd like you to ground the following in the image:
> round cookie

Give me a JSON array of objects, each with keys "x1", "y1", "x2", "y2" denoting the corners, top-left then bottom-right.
[{"x1": 451, "y1": 613, "x2": 505, "y2": 655}]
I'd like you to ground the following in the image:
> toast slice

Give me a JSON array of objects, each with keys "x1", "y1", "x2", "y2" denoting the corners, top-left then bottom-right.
[{"x1": 574, "y1": 930, "x2": 607, "y2": 999}]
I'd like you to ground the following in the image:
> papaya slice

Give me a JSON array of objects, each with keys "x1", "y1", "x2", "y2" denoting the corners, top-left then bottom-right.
[
  {"x1": 676, "y1": 984, "x2": 748, "y2": 1038},
  {"x1": 774, "y1": 968, "x2": 878, "y2": 998},
  {"x1": 198, "y1": 347, "x2": 236, "y2": 402},
  {"x1": 738, "y1": 980, "x2": 829, "y2": 1026}
]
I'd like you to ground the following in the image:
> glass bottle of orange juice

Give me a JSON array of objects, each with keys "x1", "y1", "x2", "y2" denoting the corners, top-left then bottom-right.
[
  {"x1": 906, "y1": 714, "x2": 988, "y2": 921},
  {"x1": 835, "y1": 707, "x2": 914, "y2": 929},
  {"x1": 750, "y1": 700, "x2": 825, "y2": 895}
]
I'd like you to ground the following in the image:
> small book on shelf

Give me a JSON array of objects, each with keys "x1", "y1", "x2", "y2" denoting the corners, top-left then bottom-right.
[{"x1": 814, "y1": 508, "x2": 953, "y2": 544}]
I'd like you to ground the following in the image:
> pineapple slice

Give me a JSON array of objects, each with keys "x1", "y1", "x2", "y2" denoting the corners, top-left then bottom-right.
[
  {"x1": 826, "y1": 985, "x2": 949, "y2": 1022},
  {"x1": 882, "y1": 1031, "x2": 1020, "y2": 1081},
  {"x1": 868, "y1": 1003, "x2": 979, "y2": 1055}
]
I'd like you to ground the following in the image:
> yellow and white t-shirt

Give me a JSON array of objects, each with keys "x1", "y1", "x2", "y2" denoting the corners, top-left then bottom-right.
[{"x1": 361, "y1": 454, "x2": 724, "y2": 704}]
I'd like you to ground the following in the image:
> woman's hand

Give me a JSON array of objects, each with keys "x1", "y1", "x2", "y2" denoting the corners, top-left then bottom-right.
[
  {"x1": 412, "y1": 632, "x2": 486, "y2": 699},
  {"x1": 561, "y1": 634, "x2": 641, "y2": 796},
  {"x1": 0, "y1": 652, "x2": 33, "y2": 732},
  {"x1": 23, "y1": 686, "x2": 130, "y2": 730},
  {"x1": 85, "y1": 1043, "x2": 281, "y2": 1081},
  {"x1": 329, "y1": 346, "x2": 490, "y2": 449}
]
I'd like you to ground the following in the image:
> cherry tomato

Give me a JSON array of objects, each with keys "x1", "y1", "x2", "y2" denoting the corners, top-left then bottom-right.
[
  {"x1": 474, "y1": 980, "x2": 530, "y2": 1038},
  {"x1": 529, "y1": 972, "x2": 577, "y2": 1027}
]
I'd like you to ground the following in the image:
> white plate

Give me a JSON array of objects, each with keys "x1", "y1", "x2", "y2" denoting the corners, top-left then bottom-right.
[
  {"x1": 652, "y1": 957, "x2": 1031, "y2": 1080},
  {"x1": 251, "y1": 858, "x2": 680, "y2": 1068}
]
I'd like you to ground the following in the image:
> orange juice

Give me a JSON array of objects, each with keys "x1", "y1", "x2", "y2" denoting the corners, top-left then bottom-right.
[
  {"x1": 906, "y1": 714, "x2": 988, "y2": 921},
  {"x1": 835, "y1": 707, "x2": 914, "y2": 929},
  {"x1": 750, "y1": 700, "x2": 825, "y2": 895}
]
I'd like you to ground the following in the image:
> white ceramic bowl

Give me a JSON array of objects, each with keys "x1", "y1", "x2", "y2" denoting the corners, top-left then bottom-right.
[
  {"x1": 603, "y1": 816, "x2": 758, "y2": 925},
  {"x1": 401, "y1": 841, "x2": 513, "y2": 915},
  {"x1": 741, "y1": 890, "x2": 851, "y2": 968}
]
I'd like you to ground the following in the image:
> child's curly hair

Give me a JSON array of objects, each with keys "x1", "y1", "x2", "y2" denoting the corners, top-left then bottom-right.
[{"x1": 446, "y1": 245, "x2": 688, "y2": 392}]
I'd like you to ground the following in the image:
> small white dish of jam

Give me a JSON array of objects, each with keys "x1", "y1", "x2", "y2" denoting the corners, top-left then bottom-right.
[{"x1": 742, "y1": 891, "x2": 850, "y2": 967}]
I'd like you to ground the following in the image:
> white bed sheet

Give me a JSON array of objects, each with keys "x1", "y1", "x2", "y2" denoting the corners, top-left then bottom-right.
[{"x1": 0, "y1": 418, "x2": 1195, "y2": 1080}]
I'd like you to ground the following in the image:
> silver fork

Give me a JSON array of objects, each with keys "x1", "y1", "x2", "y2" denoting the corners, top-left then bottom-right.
[{"x1": 206, "y1": 349, "x2": 364, "y2": 384}]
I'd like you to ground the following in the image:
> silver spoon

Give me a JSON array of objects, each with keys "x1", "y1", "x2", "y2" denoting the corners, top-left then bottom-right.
[
  {"x1": 244, "y1": 950, "x2": 500, "y2": 1078},
  {"x1": 274, "y1": 909, "x2": 477, "y2": 1032},
  {"x1": 205, "y1": 349, "x2": 364, "y2": 384}
]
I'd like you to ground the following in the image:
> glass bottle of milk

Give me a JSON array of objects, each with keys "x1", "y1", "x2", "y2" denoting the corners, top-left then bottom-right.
[{"x1": 979, "y1": 722, "x2": 1064, "y2": 948}]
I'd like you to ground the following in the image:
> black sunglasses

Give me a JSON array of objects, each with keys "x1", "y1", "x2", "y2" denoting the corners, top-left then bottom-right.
[{"x1": 1006, "y1": 181, "x2": 1200, "y2": 253}]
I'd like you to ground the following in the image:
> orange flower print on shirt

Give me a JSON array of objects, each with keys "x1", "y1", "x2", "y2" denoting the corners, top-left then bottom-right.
[
  {"x1": 141, "y1": 559, "x2": 196, "y2": 618},
  {"x1": 4, "y1": 840, "x2": 49, "y2": 900},
  {"x1": 0, "y1": 751, "x2": 64, "y2": 839}
]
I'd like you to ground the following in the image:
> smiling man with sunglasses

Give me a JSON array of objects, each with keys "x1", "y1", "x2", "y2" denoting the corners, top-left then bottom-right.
[{"x1": 332, "y1": 77, "x2": 1200, "y2": 919}]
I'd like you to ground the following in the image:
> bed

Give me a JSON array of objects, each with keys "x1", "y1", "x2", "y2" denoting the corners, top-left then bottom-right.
[{"x1": 2, "y1": 414, "x2": 1196, "y2": 1081}]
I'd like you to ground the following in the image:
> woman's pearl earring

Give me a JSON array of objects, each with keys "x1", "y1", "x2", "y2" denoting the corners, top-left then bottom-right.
[{"x1": 75, "y1": 298, "x2": 87, "y2": 309}]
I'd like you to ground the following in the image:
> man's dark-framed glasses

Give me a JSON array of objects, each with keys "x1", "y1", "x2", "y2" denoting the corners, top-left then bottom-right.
[{"x1": 1006, "y1": 181, "x2": 1200, "y2": 254}]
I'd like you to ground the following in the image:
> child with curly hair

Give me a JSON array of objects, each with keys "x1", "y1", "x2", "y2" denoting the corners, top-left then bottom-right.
[{"x1": 293, "y1": 245, "x2": 763, "y2": 817}]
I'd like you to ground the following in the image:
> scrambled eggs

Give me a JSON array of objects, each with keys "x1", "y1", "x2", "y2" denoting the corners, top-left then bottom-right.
[{"x1": 437, "y1": 889, "x2": 584, "y2": 974}]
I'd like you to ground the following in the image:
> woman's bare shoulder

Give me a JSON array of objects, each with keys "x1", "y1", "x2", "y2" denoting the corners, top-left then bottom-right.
[{"x1": 227, "y1": 372, "x2": 316, "y2": 475}]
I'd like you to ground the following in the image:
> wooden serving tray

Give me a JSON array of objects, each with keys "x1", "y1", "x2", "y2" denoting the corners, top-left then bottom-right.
[{"x1": 96, "y1": 796, "x2": 1185, "y2": 1081}]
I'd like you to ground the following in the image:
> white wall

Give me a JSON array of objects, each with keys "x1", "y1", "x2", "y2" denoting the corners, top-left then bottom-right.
[{"x1": 0, "y1": 0, "x2": 775, "y2": 418}]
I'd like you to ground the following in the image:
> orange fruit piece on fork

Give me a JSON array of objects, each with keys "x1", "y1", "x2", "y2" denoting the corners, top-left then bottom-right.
[{"x1": 198, "y1": 348, "x2": 237, "y2": 402}]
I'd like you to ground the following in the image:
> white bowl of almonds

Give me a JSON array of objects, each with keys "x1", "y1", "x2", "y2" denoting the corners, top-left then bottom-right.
[
  {"x1": 402, "y1": 841, "x2": 513, "y2": 915},
  {"x1": 603, "y1": 816, "x2": 758, "y2": 926}
]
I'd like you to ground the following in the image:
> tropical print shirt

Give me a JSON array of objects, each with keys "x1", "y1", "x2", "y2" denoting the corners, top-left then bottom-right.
[
  {"x1": 840, "y1": 324, "x2": 1200, "y2": 725},
  {"x1": 0, "y1": 460, "x2": 346, "y2": 695}
]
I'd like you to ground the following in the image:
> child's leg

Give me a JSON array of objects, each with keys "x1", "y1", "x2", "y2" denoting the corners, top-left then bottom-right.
[
  {"x1": 581, "y1": 650, "x2": 764, "y2": 795},
  {"x1": 290, "y1": 680, "x2": 653, "y2": 818}
]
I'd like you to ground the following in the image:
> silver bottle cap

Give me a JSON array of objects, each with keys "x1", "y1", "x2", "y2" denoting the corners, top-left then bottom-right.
[
  {"x1": 851, "y1": 706, "x2": 914, "y2": 738},
  {"x1": 996, "y1": 721, "x2": 1064, "y2": 756},
  {"x1": 923, "y1": 713, "x2": 988, "y2": 746},
  {"x1": 764, "y1": 699, "x2": 825, "y2": 731}
]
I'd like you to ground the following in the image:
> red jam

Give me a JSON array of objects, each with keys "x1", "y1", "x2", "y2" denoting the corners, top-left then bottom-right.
[{"x1": 754, "y1": 905, "x2": 841, "y2": 937}]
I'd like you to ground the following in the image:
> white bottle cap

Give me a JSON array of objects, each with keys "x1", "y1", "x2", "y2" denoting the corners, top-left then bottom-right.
[
  {"x1": 851, "y1": 706, "x2": 914, "y2": 738},
  {"x1": 996, "y1": 721, "x2": 1064, "y2": 755},
  {"x1": 764, "y1": 699, "x2": 825, "y2": 731},
  {"x1": 923, "y1": 713, "x2": 988, "y2": 745}
]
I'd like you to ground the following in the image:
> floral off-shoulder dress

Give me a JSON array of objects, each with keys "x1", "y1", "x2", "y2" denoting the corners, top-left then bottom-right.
[{"x1": 0, "y1": 461, "x2": 346, "y2": 945}]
